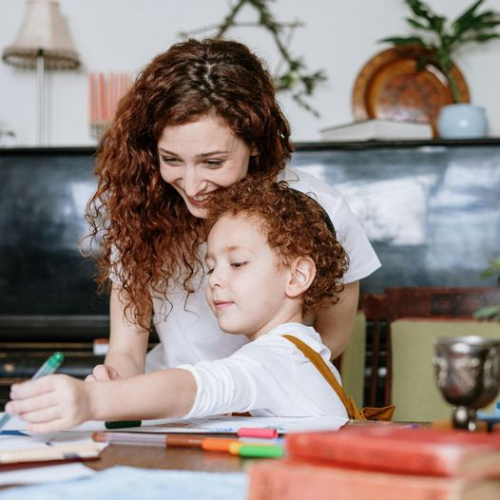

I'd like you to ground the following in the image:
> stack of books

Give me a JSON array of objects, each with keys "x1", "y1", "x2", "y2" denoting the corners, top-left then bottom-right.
[
  {"x1": 247, "y1": 425, "x2": 500, "y2": 500},
  {"x1": 319, "y1": 119, "x2": 433, "y2": 141}
]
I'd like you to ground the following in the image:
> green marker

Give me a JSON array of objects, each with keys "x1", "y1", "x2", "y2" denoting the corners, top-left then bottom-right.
[
  {"x1": 237, "y1": 444, "x2": 285, "y2": 458},
  {"x1": 0, "y1": 352, "x2": 65, "y2": 430}
]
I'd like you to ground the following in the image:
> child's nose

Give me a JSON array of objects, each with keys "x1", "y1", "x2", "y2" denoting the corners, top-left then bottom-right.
[{"x1": 208, "y1": 269, "x2": 222, "y2": 288}]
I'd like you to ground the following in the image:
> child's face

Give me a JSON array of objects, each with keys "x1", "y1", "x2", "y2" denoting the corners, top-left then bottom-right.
[{"x1": 205, "y1": 213, "x2": 293, "y2": 340}]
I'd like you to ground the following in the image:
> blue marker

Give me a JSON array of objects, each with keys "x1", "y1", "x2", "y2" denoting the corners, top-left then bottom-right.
[{"x1": 0, "y1": 352, "x2": 65, "y2": 431}]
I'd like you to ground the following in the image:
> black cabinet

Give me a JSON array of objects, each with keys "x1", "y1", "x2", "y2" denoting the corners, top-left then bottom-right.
[{"x1": 1, "y1": 139, "x2": 500, "y2": 407}]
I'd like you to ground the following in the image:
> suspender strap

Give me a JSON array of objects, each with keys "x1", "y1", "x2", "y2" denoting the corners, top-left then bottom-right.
[{"x1": 283, "y1": 334, "x2": 359, "y2": 419}]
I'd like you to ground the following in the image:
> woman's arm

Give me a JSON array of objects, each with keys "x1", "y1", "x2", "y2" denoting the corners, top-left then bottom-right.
[
  {"x1": 87, "y1": 286, "x2": 150, "y2": 380},
  {"x1": 312, "y1": 281, "x2": 360, "y2": 360}
]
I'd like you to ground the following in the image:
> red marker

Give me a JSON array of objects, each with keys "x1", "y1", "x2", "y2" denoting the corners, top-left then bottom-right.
[{"x1": 237, "y1": 427, "x2": 278, "y2": 439}]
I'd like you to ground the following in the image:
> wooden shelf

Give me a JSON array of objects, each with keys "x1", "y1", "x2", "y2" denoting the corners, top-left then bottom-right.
[{"x1": 1, "y1": 137, "x2": 500, "y2": 156}]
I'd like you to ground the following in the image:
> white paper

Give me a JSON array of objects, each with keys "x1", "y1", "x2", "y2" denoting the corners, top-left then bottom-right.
[
  {"x1": 0, "y1": 463, "x2": 95, "y2": 486},
  {"x1": 0, "y1": 413, "x2": 107, "y2": 466},
  {"x1": 2, "y1": 412, "x2": 348, "y2": 436},
  {"x1": 0, "y1": 467, "x2": 247, "y2": 500},
  {"x1": 131, "y1": 414, "x2": 348, "y2": 434}
]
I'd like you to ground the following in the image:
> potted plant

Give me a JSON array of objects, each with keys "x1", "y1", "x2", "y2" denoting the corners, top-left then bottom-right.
[
  {"x1": 474, "y1": 257, "x2": 500, "y2": 322},
  {"x1": 382, "y1": 0, "x2": 500, "y2": 138}
]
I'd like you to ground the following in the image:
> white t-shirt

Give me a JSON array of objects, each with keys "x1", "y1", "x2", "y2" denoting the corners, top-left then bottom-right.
[
  {"x1": 178, "y1": 323, "x2": 348, "y2": 419},
  {"x1": 109, "y1": 166, "x2": 379, "y2": 369},
  {"x1": 278, "y1": 167, "x2": 380, "y2": 283}
]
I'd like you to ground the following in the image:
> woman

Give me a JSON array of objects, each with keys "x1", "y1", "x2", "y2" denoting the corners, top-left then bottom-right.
[{"x1": 86, "y1": 38, "x2": 380, "y2": 381}]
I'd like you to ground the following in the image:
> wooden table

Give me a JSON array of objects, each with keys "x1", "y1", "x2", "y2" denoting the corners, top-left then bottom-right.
[
  {"x1": 86, "y1": 437, "x2": 247, "y2": 473},
  {"x1": 85, "y1": 420, "x2": 407, "y2": 473}
]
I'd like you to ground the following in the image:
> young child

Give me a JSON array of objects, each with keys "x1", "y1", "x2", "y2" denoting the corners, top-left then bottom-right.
[{"x1": 5, "y1": 179, "x2": 350, "y2": 433}]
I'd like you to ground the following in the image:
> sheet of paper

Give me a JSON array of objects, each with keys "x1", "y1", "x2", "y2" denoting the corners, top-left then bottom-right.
[
  {"x1": 0, "y1": 463, "x2": 95, "y2": 486},
  {"x1": 2, "y1": 412, "x2": 348, "y2": 436},
  {"x1": 0, "y1": 414, "x2": 107, "y2": 466},
  {"x1": 0, "y1": 466, "x2": 248, "y2": 500},
  {"x1": 134, "y1": 414, "x2": 348, "y2": 434}
]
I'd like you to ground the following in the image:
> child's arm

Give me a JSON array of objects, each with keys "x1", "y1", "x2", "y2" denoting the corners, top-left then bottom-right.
[{"x1": 5, "y1": 368, "x2": 197, "y2": 434}]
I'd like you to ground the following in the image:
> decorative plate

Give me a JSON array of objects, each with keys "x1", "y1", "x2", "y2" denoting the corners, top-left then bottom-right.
[{"x1": 352, "y1": 46, "x2": 469, "y2": 134}]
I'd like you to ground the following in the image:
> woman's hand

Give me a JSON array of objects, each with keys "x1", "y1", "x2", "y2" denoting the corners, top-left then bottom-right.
[
  {"x1": 5, "y1": 374, "x2": 93, "y2": 434},
  {"x1": 85, "y1": 364, "x2": 121, "y2": 382}
]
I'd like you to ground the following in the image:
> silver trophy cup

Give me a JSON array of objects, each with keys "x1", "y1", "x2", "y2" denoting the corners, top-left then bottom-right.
[{"x1": 434, "y1": 336, "x2": 500, "y2": 430}]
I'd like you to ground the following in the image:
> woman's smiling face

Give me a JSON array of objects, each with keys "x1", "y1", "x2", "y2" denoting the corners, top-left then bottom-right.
[{"x1": 158, "y1": 115, "x2": 256, "y2": 219}]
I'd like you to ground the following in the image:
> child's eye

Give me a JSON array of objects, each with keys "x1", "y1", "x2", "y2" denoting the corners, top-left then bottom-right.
[
  {"x1": 231, "y1": 262, "x2": 247, "y2": 269},
  {"x1": 206, "y1": 268, "x2": 214, "y2": 275}
]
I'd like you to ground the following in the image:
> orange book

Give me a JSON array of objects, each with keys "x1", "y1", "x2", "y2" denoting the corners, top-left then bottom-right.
[
  {"x1": 285, "y1": 426, "x2": 500, "y2": 478},
  {"x1": 247, "y1": 460, "x2": 500, "y2": 500}
]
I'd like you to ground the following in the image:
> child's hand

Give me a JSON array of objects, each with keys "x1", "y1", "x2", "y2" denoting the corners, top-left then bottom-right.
[
  {"x1": 5, "y1": 374, "x2": 92, "y2": 433},
  {"x1": 85, "y1": 364, "x2": 121, "y2": 382}
]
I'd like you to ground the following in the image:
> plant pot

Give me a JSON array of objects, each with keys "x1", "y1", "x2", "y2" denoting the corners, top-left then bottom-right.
[{"x1": 437, "y1": 104, "x2": 488, "y2": 139}]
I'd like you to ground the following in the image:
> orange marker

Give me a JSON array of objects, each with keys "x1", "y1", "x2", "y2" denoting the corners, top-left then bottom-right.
[{"x1": 201, "y1": 438, "x2": 239, "y2": 452}]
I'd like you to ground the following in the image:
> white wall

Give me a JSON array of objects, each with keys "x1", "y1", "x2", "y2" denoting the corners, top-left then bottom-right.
[{"x1": 1, "y1": 0, "x2": 499, "y2": 146}]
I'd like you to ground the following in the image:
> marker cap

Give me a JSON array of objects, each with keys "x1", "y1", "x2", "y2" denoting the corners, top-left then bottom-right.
[
  {"x1": 237, "y1": 427, "x2": 278, "y2": 439},
  {"x1": 48, "y1": 352, "x2": 65, "y2": 368}
]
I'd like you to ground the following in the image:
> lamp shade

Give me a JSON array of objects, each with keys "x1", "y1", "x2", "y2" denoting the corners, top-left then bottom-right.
[{"x1": 2, "y1": 0, "x2": 80, "y2": 70}]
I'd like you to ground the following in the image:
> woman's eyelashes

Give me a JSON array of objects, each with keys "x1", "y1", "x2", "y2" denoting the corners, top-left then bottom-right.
[
  {"x1": 159, "y1": 155, "x2": 227, "y2": 168},
  {"x1": 204, "y1": 159, "x2": 225, "y2": 168},
  {"x1": 160, "y1": 155, "x2": 181, "y2": 165}
]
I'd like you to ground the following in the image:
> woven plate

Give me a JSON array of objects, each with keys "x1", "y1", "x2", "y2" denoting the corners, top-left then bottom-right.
[{"x1": 352, "y1": 46, "x2": 469, "y2": 134}]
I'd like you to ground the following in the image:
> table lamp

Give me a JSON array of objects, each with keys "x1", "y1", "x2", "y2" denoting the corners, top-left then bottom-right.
[{"x1": 2, "y1": 0, "x2": 80, "y2": 145}]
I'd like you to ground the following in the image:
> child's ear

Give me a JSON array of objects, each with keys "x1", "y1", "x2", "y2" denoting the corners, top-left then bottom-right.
[{"x1": 286, "y1": 257, "x2": 316, "y2": 298}]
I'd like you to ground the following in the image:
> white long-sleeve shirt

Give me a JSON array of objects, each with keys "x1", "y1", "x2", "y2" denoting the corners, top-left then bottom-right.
[
  {"x1": 145, "y1": 166, "x2": 381, "y2": 370},
  {"x1": 178, "y1": 323, "x2": 348, "y2": 419}
]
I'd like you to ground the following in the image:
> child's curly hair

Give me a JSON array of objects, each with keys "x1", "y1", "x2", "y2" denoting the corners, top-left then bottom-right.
[{"x1": 206, "y1": 177, "x2": 349, "y2": 315}]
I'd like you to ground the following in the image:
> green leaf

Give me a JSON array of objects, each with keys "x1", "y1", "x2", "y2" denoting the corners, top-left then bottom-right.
[
  {"x1": 471, "y1": 33, "x2": 500, "y2": 42},
  {"x1": 453, "y1": 7, "x2": 499, "y2": 37},
  {"x1": 479, "y1": 269, "x2": 495, "y2": 279},
  {"x1": 454, "y1": 0, "x2": 485, "y2": 27},
  {"x1": 473, "y1": 305, "x2": 500, "y2": 320},
  {"x1": 406, "y1": 17, "x2": 429, "y2": 30},
  {"x1": 480, "y1": 258, "x2": 500, "y2": 275},
  {"x1": 379, "y1": 36, "x2": 427, "y2": 46},
  {"x1": 406, "y1": 0, "x2": 434, "y2": 22},
  {"x1": 429, "y1": 15, "x2": 446, "y2": 34}
]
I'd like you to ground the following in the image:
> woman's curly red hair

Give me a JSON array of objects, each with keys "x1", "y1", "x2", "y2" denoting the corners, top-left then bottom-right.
[
  {"x1": 85, "y1": 39, "x2": 293, "y2": 328},
  {"x1": 206, "y1": 178, "x2": 349, "y2": 315}
]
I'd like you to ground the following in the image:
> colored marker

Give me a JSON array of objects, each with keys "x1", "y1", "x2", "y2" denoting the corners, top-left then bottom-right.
[
  {"x1": 201, "y1": 437, "x2": 240, "y2": 452},
  {"x1": 92, "y1": 432, "x2": 278, "y2": 455},
  {"x1": 93, "y1": 432, "x2": 242, "y2": 450},
  {"x1": 0, "y1": 352, "x2": 65, "y2": 431},
  {"x1": 229, "y1": 442, "x2": 285, "y2": 458},
  {"x1": 92, "y1": 432, "x2": 204, "y2": 447},
  {"x1": 237, "y1": 427, "x2": 278, "y2": 439},
  {"x1": 104, "y1": 420, "x2": 142, "y2": 429}
]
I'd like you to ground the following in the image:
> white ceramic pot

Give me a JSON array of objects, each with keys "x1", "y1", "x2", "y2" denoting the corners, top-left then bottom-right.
[{"x1": 437, "y1": 104, "x2": 488, "y2": 139}]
